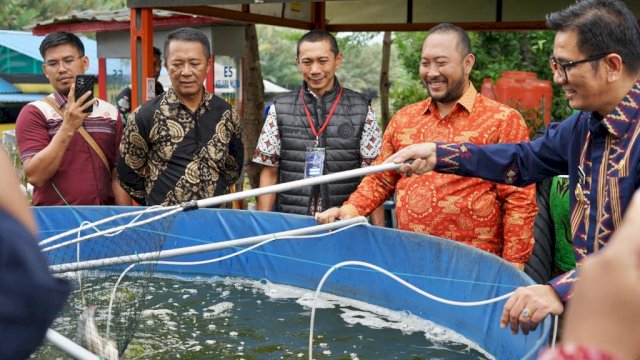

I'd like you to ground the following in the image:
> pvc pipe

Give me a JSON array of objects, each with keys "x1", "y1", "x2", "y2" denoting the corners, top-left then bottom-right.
[
  {"x1": 50, "y1": 217, "x2": 368, "y2": 273},
  {"x1": 41, "y1": 162, "x2": 401, "y2": 247},
  {"x1": 45, "y1": 329, "x2": 99, "y2": 360},
  {"x1": 39, "y1": 205, "x2": 178, "y2": 247},
  {"x1": 195, "y1": 162, "x2": 402, "y2": 209}
]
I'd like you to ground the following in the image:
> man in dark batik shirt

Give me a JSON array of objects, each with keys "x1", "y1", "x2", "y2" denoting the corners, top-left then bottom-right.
[{"x1": 117, "y1": 27, "x2": 243, "y2": 206}]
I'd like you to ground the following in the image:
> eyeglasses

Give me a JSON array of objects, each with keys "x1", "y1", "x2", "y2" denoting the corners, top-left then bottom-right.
[
  {"x1": 44, "y1": 56, "x2": 83, "y2": 69},
  {"x1": 548, "y1": 53, "x2": 610, "y2": 81}
]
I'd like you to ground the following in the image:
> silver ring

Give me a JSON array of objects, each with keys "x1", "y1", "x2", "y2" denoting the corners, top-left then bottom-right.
[{"x1": 521, "y1": 308, "x2": 530, "y2": 318}]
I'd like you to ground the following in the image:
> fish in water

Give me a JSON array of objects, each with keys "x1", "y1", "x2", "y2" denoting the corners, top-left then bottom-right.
[{"x1": 76, "y1": 305, "x2": 119, "y2": 360}]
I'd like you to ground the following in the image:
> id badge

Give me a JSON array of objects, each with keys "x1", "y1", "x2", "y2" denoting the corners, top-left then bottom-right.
[{"x1": 305, "y1": 147, "x2": 325, "y2": 178}]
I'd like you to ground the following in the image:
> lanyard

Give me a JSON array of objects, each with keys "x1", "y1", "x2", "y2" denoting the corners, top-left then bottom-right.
[{"x1": 300, "y1": 85, "x2": 343, "y2": 145}]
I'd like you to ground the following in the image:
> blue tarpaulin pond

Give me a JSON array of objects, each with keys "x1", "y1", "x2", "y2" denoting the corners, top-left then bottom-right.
[{"x1": 35, "y1": 206, "x2": 550, "y2": 359}]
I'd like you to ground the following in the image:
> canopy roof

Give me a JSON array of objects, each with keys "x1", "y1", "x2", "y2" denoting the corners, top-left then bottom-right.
[
  {"x1": 27, "y1": 8, "x2": 241, "y2": 35},
  {"x1": 126, "y1": 0, "x2": 640, "y2": 31}
]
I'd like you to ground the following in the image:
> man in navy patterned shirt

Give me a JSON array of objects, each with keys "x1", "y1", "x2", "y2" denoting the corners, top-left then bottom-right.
[{"x1": 386, "y1": 0, "x2": 640, "y2": 336}]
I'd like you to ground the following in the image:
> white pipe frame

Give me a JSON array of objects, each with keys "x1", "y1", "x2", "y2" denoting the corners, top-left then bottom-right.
[
  {"x1": 194, "y1": 162, "x2": 402, "y2": 208},
  {"x1": 50, "y1": 217, "x2": 368, "y2": 274},
  {"x1": 45, "y1": 329, "x2": 100, "y2": 360}
]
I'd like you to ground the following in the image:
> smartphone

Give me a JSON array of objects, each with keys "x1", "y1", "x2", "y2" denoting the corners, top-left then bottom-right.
[{"x1": 75, "y1": 74, "x2": 96, "y2": 113}]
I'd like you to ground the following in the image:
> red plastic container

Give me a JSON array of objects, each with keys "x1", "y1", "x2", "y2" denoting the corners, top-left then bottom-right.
[{"x1": 481, "y1": 71, "x2": 552, "y2": 129}]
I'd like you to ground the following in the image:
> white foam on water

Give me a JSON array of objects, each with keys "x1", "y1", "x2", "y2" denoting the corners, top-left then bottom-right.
[
  {"x1": 185, "y1": 308, "x2": 199, "y2": 316},
  {"x1": 257, "y1": 279, "x2": 306, "y2": 299},
  {"x1": 142, "y1": 309, "x2": 176, "y2": 318},
  {"x1": 296, "y1": 291, "x2": 336, "y2": 309},
  {"x1": 202, "y1": 301, "x2": 234, "y2": 318},
  {"x1": 252, "y1": 278, "x2": 494, "y2": 359}
]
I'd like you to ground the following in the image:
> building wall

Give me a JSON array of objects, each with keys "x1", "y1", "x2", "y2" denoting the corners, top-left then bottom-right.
[{"x1": 0, "y1": 45, "x2": 42, "y2": 74}]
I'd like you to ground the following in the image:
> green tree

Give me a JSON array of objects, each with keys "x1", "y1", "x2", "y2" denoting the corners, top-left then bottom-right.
[
  {"x1": 390, "y1": 30, "x2": 573, "y2": 127},
  {"x1": 472, "y1": 31, "x2": 572, "y2": 124},
  {"x1": 258, "y1": 27, "x2": 384, "y2": 97},
  {"x1": 0, "y1": 0, "x2": 125, "y2": 30},
  {"x1": 257, "y1": 25, "x2": 304, "y2": 90},
  {"x1": 389, "y1": 32, "x2": 428, "y2": 112}
]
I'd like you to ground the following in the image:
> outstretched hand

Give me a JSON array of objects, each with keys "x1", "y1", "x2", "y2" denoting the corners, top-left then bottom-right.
[{"x1": 383, "y1": 143, "x2": 437, "y2": 175}]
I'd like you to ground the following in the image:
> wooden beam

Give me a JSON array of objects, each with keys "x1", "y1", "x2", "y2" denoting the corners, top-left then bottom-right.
[
  {"x1": 311, "y1": 2, "x2": 326, "y2": 30},
  {"x1": 158, "y1": 5, "x2": 315, "y2": 29},
  {"x1": 130, "y1": 0, "x2": 318, "y2": 6},
  {"x1": 325, "y1": 21, "x2": 549, "y2": 32}
]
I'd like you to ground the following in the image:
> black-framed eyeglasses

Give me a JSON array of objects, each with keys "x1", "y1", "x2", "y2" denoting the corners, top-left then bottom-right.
[
  {"x1": 548, "y1": 53, "x2": 610, "y2": 81},
  {"x1": 44, "y1": 56, "x2": 83, "y2": 69}
]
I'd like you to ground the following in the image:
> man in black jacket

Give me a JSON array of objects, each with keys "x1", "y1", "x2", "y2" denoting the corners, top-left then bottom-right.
[{"x1": 252, "y1": 29, "x2": 384, "y2": 224}]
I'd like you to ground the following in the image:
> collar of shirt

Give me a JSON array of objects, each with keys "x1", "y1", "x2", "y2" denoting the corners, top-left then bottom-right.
[
  {"x1": 53, "y1": 90, "x2": 101, "y2": 110},
  {"x1": 422, "y1": 82, "x2": 478, "y2": 117},
  {"x1": 599, "y1": 77, "x2": 640, "y2": 138},
  {"x1": 163, "y1": 87, "x2": 212, "y2": 115},
  {"x1": 302, "y1": 77, "x2": 341, "y2": 101},
  {"x1": 53, "y1": 91, "x2": 68, "y2": 108}
]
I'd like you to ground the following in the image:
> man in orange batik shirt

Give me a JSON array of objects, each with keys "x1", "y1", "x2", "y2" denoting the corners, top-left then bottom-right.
[{"x1": 316, "y1": 23, "x2": 537, "y2": 269}]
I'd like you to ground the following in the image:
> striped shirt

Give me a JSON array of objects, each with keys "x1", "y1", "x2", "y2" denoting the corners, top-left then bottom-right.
[{"x1": 15, "y1": 91, "x2": 122, "y2": 205}]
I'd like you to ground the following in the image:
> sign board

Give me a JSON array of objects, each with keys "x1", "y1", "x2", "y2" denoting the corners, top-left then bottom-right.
[{"x1": 146, "y1": 77, "x2": 156, "y2": 101}]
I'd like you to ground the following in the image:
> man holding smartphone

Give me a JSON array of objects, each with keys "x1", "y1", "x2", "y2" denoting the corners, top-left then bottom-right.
[{"x1": 15, "y1": 31, "x2": 130, "y2": 206}]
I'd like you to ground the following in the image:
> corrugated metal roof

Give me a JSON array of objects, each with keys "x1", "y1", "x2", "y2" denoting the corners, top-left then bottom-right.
[
  {"x1": 0, "y1": 30, "x2": 99, "y2": 74},
  {"x1": 0, "y1": 76, "x2": 21, "y2": 94},
  {"x1": 0, "y1": 93, "x2": 49, "y2": 104},
  {"x1": 27, "y1": 8, "x2": 197, "y2": 28}
]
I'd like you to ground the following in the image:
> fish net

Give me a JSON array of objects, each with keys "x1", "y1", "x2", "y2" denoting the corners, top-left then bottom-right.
[{"x1": 35, "y1": 207, "x2": 178, "y2": 358}]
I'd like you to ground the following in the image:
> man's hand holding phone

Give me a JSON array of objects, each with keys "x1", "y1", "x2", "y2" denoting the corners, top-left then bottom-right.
[{"x1": 62, "y1": 75, "x2": 97, "y2": 133}]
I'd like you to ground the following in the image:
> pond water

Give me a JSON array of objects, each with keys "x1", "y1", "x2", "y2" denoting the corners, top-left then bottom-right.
[{"x1": 35, "y1": 274, "x2": 492, "y2": 359}]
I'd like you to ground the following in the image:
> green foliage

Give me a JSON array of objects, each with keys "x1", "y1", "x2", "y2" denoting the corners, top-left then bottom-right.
[
  {"x1": 471, "y1": 31, "x2": 572, "y2": 123},
  {"x1": 389, "y1": 32, "x2": 427, "y2": 112},
  {"x1": 390, "y1": 82, "x2": 428, "y2": 112},
  {"x1": 257, "y1": 26, "x2": 385, "y2": 99},
  {"x1": 392, "y1": 32, "x2": 427, "y2": 80},
  {"x1": 390, "y1": 30, "x2": 573, "y2": 124},
  {"x1": 337, "y1": 32, "x2": 377, "y2": 51},
  {"x1": 257, "y1": 25, "x2": 304, "y2": 90},
  {"x1": 337, "y1": 40, "x2": 382, "y2": 97},
  {"x1": 0, "y1": 0, "x2": 126, "y2": 30}
]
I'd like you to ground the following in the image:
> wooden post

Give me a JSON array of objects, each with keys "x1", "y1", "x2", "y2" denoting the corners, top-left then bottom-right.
[
  {"x1": 129, "y1": 8, "x2": 154, "y2": 110},
  {"x1": 207, "y1": 54, "x2": 215, "y2": 94},
  {"x1": 98, "y1": 58, "x2": 107, "y2": 100}
]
